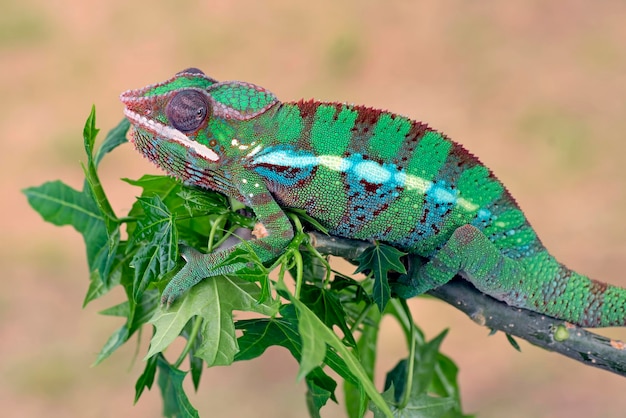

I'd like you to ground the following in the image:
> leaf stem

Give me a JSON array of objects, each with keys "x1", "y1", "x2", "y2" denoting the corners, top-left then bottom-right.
[
  {"x1": 210, "y1": 223, "x2": 242, "y2": 251},
  {"x1": 116, "y1": 216, "x2": 138, "y2": 223},
  {"x1": 293, "y1": 249, "x2": 303, "y2": 299},
  {"x1": 399, "y1": 298, "x2": 416, "y2": 409},
  {"x1": 350, "y1": 304, "x2": 373, "y2": 334},
  {"x1": 207, "y1": 214, "x2": 228, "y2": 252},
  {"x1": 305, "y1": 242, "x2": 332, "y2": 286},
  {"x1": 174, "y1": 317, "x2": 203, "y2": 369}
]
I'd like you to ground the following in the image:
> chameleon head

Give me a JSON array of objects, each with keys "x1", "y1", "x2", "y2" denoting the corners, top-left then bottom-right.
[
  {"x1": 120, "y1": 68, "x2": 222, "y2": 166},
  {"x1": 120, "y1": 68, "x2": 279, "y2": 184}
]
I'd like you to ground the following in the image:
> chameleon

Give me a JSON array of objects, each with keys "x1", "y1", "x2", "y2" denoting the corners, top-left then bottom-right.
[{"x1": 120, "y1": 67, "x2": 626, "y2": 327}]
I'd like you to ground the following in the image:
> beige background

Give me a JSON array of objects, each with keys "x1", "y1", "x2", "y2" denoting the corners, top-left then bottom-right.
[{"x1": 3, "y1": 0, "x2": 626, "y2": 417}]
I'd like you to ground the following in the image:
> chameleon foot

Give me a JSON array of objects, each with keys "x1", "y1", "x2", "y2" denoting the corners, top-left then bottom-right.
[{"x1": 161, "y1": 245, "x2": 210, "y2": 307}]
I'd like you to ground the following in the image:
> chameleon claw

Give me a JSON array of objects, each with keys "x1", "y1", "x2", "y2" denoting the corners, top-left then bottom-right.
[
  {"x1": 160, "y1": 246, "x2": 208, "y2": 308},
  {"x1": 160, "y1": 273, "x2": 186, "y2": 308}
]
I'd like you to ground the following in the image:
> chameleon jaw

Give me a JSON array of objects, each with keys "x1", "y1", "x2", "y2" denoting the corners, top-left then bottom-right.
[{"x1": 123, "y1": 107, "x2": 220, "y2": 162}]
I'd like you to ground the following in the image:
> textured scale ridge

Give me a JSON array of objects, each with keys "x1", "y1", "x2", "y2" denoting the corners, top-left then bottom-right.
[{"x1": 120, "y1": 68, "x2": 626, "y2": 327}]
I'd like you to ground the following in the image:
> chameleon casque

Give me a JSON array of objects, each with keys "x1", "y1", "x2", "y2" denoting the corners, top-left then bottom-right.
[{"x1": 120, "y1": 68, "x2": 626, "y2": 327}]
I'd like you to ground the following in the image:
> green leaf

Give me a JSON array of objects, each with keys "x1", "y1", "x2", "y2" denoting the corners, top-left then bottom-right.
[
  {"x1": 93, "y1": 290, "x2": 159, "y2": 365},
  {"x1": 183, "y1": 318, "x2": 204, "y2": 391},
  {"x1": 505, "y1": 333, "x2": 521, "y2": 352},
  {"x1": 373, "y1": 330, "x2": 464, "y2": 417},
  {"x1": 123, "y1": 174, "x2": 181, "y2": 196},
  {"x1": 129, "y1": 196, "x2": 178, "y2": 302},
  {"x1": 93, "y1": 324, "x2": 130, "y2": 365},
  {"x1": 237, "y1": 305, "x2": 364, "y2": 416},
  {"x1": 123, "y1": 175, "x2": 230, "y2": 249},
  {"x1": 235, "y1": 303, "x2": 364, "y2": 382},
  {"x1": 130, "y1": 289, "x2": 161, "y2": 330},
  {"x1": 84, "y1": 271, "x2": 113, "y2": 305},
  {"x1": 82, "y1": 107, "x2": 117, "y2": 231},
  {"x1": 355, "y1": 243, "x2": 406, "y2": 312},
  {"x1": 80, "y1": 107, "x2": 122, "y2": 289},
  {"x1": 216, "y1": 245, "x2": 269, "y2": 282},
  {"x1": 300, "y1": 284, "x2": 357, "y2": 348},
  {"x1": 296, "y1": 299, "x2": 328, "y2": 380},
  {"x1": 157, "y1": 356, "x2": 199, "y2": 418},
  {"x1": 345, "y1": 306, "x2": 381, "y2": 418},
  {"x1": 135, "y1": 354, "x2": 158, "y2": 403},
  {"x1": 306, "y1": 378, "x2": 333, "y2": 418},
  {"x1": 391, "y1": 331, "x2": 447, "y2": 400},
  {"x1": 83, "y1": 105, "x2": 99, "y2": 160},
  {"x1": 94, "y1": 118, "x2": 129, "y2": 166},
  {"x1": 83, "y1": 243, "x2": 131, "y2": 306},
  {"x1": 177, "y1": 187, "x2": 229, "y2": 214},
  {"x1": 146, "y1": 276, "x2": 279, "y2": 366},
  {"x1": 24, "y1": 107, "x2": 473, "y2": 417},
  {"x1": 430, "y1": 354, "x2": 470, "y2": 418},
  {"x1": 23, "y1": 180, "x2": 118, "y2": 284},
  {"x1": 23, "y1": 180, "x2": 103, "y2": 236},
  {"x1": 99, "y1": 301, "x2": 130, "y2": 317},
  {"x1": 371, "y1": 385, "x2": 456, "y2": 418},
  {"x1": 277, "y1": 281, "x2": 393, "y2": 418}
]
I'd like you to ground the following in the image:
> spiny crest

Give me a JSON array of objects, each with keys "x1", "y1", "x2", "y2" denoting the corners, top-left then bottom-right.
[
  {"x1": 121, "y1": 68, "x2": 279, "y2": 125},
  {"x1": 120, "y1": 68, "x2": 218, "y2": 102}
]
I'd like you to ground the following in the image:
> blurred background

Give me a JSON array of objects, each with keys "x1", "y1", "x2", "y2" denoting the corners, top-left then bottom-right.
[{"x1": 3, "y1": 0, "x2": 626, "y2": 417}]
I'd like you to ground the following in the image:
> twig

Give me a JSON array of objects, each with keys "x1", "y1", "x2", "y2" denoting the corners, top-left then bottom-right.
[{"x1": 307, "y1": 231, "x2": 626, "y2": 377}]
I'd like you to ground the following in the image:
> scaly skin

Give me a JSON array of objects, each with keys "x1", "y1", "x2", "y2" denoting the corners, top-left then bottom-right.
[{"x1": 120, "y1": 68, "x2": 626, "y2": 327}]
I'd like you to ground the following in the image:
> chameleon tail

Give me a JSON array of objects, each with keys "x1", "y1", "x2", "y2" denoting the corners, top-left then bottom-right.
[{"x1": 515, "y1": 254, "x2": 626, "y2": 327}]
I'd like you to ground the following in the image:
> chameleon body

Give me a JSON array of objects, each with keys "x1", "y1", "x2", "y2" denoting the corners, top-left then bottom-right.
[{"x1": 120, "y1": 68, "x2": 626, "y2": 327}]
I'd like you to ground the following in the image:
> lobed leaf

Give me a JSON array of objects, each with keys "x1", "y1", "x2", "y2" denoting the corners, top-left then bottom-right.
[
  {"x1": 129, "y1": 196, "x2": 178, "y2": 301},
  {"x1": 24, "y1": 107, "x2": 470, "y2": 417},
  {"x1": 355, "y1": 243, "x2": 406, "y2": 312},
  {"x1": 23, "y1": 180, "x2": 119, "y2": 287},
  {"x1": 147, "y1": 275, "x2": 279, "y2": 366},
  {"x1": 278, "y1": 280, "x2": 394, "y2": 418},
  {"x1": 157, "y1": 356, "x2": 199, "y2": 418}
]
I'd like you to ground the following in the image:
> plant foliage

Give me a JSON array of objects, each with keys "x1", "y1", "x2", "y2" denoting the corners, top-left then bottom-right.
[{"x1": 23, "y1": 107, "x2": 472, "y2": 417}]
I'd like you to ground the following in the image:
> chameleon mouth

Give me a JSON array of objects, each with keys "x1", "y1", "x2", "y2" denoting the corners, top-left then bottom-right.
[
  {"x1": 123, "y1": 107, "x2": 220, "y2": 162},
  {"x1": 123, "y1": 107, "x2": 189, "y2": 143}
]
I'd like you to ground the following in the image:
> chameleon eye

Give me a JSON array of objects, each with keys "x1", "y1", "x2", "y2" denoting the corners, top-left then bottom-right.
[{"x1": 166, "y1": 90, "x2": 210, "y2": 133}]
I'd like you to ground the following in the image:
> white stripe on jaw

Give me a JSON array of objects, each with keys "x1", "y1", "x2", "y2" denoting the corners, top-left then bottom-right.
[{"x1": 124, "y1": 108, "x2": 220, "y2": 162}]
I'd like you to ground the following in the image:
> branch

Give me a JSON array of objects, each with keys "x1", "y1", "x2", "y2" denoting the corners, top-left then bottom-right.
[{"x1": 307, "y1": 232, "x2": 626, "y2": 377}]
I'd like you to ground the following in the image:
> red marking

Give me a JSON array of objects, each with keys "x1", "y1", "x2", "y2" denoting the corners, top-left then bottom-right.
[
  {"x1": 360, "y1": 179, "x2": 380, "y2": 194},
  {"x1": 589, "y1": 279, "x2": 609, "y2": 295},
  {"x1": 420, "y1": 207, "x2": 429, "y2": 224},
  {"x1": 372, "y1": 203, "x2": 389, "y2": 217},
  {"x1": 257, "y1": 163, "x2": 291, "y2": 173},
  {"x1": 295, "y1": 99, "x2": 323, "y2": 118},
  {"x1": 352, "y1": 105, "x2": 386, "y2": 127}
]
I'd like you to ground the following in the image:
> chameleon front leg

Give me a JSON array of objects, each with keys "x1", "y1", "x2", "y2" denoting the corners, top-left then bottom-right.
[
  {"x1": 161, "y1": 172, "x2": 294, "y2": 306},
  {"x1": 392, "y1": 224, "x2": 522, "y2": 301}
]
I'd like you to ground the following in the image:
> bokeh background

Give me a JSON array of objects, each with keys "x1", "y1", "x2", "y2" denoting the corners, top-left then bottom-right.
[{"x1": 4, "y1": 1, "x2": 626, "y2": 417}]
